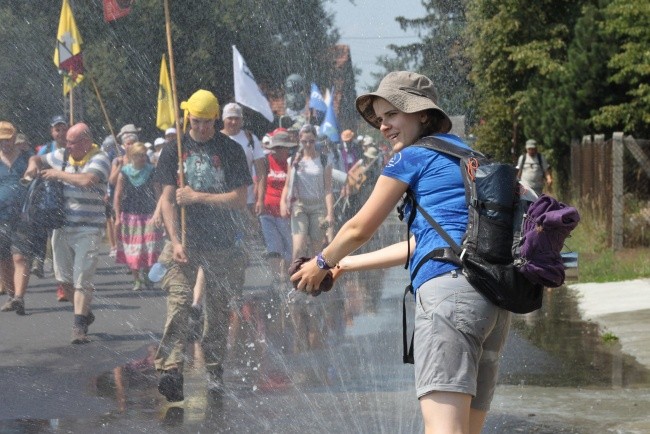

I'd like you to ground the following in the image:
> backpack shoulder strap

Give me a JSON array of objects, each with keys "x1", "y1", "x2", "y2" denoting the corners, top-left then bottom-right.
[
  {"x1": 537, "y1": 152, "x2": 542, "y2": 167},
  {"x1": 414, "y1": 136, "x2": 484, "y2": 160}
]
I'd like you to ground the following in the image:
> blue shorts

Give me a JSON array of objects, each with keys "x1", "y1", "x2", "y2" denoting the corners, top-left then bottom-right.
[
  {"x1": 259, "y1": 214, "x2": 292, "y2": 263},
  {"x1": 414, "y1": 272, "x2": 511, "y2": 411}
]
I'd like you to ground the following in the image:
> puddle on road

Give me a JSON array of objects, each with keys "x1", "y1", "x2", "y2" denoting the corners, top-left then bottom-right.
[
  {"x1": 505, "y1": 285, "x2": 649, "y2": 389},
  {"x1": 2, "y1": 267, "x2": 649, "y2": 433}
]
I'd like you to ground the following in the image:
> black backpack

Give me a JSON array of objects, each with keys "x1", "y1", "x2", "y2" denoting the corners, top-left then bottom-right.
[
  {"x1": 398, "y1": 136, "x2": 544, "y2": 364},
  {"x1": 21, "y1": 152, "x2": 68, "y2": 230}
]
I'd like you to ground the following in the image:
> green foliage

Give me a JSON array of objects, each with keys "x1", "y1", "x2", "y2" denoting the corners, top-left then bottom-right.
[
  {"x1": 592, "y1": 0, "x2": 650, "y2": 135},
  {"x1": 374, "y1": 1, "x2": 475, "y2": 128},
  {"x1": 568, "y1": 200, "x2": 650, "y2": 282},
  {"x1": 601, "y1": 331, "x2": 619, "y2": 343},
  {"x1": 0, "y1": 0, "x2": 340, "y2": 142},
  {"x1": 465, "y1": 0, "x2": 584, "y2": 162}
]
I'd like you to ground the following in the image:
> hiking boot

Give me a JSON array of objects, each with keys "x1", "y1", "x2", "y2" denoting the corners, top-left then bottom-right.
[
  {"x1": 158, "y1": 369, "x2": 184, "y2": 402},
  {"x1": 56, "y1": 285, "x2": 68, "y2": 302},
  {"x1": 71, "y1": 326, "x2": 90, "y2": 344},
  {"x1": 132, "y1": 279, "x2": 143, "y2": 291},
  {"x1": 206, "y1": 367, "x2": 224, "y2": 394},
  {"x1": 1, "y1": 297, "x2": 25, "y2": 315},
  {"x1": 31, "y1": 259, "x2": 44, "y2": 278}
]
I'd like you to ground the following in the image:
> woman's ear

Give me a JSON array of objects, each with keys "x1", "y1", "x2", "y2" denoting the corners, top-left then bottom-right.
[{"x1": 419, "y1": 112, "x2": 429, "y2": 124}]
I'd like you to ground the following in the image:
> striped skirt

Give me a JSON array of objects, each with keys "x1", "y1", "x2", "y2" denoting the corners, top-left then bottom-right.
[{"x1": 116, "y1": 212, "x2": 164, "y2": 270}]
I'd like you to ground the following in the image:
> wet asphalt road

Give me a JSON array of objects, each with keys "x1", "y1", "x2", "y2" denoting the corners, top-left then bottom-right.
[{"x1": 0, "y1": 241, "x2": 640, "y2": 433}]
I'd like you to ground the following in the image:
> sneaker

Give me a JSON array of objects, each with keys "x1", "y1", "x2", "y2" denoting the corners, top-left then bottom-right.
[
  {"x1": 109, "y1": 248, "x2": 117, "y2": 258},
  {"x1": 71, "y1": 326, "x2": 90, "y2": 344},
  {"x1": 132, "y1": 279, "x2": 143, "y2": 291},
  {"x1": 1, "y1": 297, "x2": 25, "y2": 315},
  {"x1": 56, "y1": 285, "x2": 69, "y2": 302},
  {"x1": 158, "y1": 369, "x2": 184, "y2": 402},
  {"x1": 31, "y1": 259, "x2": 44, "y2": 278},
  {"x1": 206, "y1": 367, "x2": 224, "y2": 394}
]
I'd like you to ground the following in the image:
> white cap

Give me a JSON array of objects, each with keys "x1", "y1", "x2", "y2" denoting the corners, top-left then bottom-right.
[
  {"x1": 154, "y1": 137, "x2": 166, "y2": 147},
  {"x1": 165, "y1": 127, "x2": 176, "y2": 136},
  {"x1": 222, "y1": 102, "x2": 243, "y2": 119},
  {"x1": 144, "y1": 142, "x2": 153, "y2": 149}
]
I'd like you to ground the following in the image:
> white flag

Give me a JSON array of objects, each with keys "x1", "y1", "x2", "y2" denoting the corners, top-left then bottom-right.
[{"x1": 232, "y1": 45, "x2": 274, "y2": 122}]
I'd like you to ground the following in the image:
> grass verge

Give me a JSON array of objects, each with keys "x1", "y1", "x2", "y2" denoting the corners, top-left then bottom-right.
[{"x1": 568, "y1": 203, "x2": 650, "y2": 282}]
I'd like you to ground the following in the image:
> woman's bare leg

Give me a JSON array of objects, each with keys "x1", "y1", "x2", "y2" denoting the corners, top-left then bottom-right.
[{"x1": 419, "y1": 391, "x2": 473, "y2": 434}]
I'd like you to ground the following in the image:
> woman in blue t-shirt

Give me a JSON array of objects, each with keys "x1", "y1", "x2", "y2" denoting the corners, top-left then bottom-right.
[{"x1": 291, "y1": 71, "x2": 511, "y2": 434}]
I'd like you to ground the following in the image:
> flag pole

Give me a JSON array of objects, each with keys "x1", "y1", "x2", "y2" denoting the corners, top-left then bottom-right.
[
  {"x1": 89, "y1": 75, "x2": 119, "y2": 156},
  {"x1": 163, "y1": 0, "x2": 186, "y2": 246},
  {"x1": 69, "y1": 83, "x2": 74, "y2": 125}
]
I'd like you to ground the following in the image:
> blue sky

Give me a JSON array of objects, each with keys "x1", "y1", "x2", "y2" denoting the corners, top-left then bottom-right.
[{"x1": 329, "y1": 0, "x2": 427, "y2": 94}]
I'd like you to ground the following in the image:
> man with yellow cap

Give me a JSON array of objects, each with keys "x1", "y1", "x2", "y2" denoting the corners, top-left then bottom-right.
[{"x1": 153, "y1": 89, "x2": 252, "y2": 402}]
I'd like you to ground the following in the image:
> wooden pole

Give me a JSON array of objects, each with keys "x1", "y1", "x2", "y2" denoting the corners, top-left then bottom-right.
[
  {"x1": 89, "y1": 75, "x2": 120, "y2": 156},
  {"x1": 69, "y1": 81, "x2": 74, "y2": 125},
  {"x1": 163, "y1": 0, "x2": 186, "y2": 246}
]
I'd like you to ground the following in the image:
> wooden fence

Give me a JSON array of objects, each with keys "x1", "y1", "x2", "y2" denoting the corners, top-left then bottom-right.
[{"x1": 571, "y1": 133, "x2": 650, "y2": 249}]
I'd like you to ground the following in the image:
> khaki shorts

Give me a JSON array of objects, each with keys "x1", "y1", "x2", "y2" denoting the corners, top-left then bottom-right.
[
  {"x1": 291, "y1": 200, "x2": 326, "y2": 242},
  {"x1": 414, "y1": 272, "x2": 511, "y2": 411},
  {"x1": 52, "y1": 227, "x2": 102, "y2": 289}
]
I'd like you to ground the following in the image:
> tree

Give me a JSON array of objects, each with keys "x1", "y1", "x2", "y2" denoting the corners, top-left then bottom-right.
[
  {"x1": 592, "y1": 0, "x2": 650, "y2": 136},
  {"x1": 465, "y1": 0, "x2": 583, "y2": 162},
  {"x1": 0, "y1": 0, "x2": 341, "y2": 142},
  {"x1": 374, "y1": 1, "x2": 475, "y2": 127}
]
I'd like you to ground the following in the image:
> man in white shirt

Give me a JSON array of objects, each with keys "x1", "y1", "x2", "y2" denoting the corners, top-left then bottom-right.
[
  {"x1": 516, "y1": 139, "x2": 552, "y2": 196},
  {"x1": 220, "y1": 103, "x2": 267, "y2": 215}
]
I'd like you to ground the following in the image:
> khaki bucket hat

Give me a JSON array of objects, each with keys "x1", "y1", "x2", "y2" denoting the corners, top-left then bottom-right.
[{"x1": 356, "y1": 71, "x2": 452, "y2": 133}]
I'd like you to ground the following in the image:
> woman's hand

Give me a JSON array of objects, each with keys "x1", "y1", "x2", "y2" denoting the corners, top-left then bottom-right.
[
  {"x1": 330, "y1": 265, "x2": 345, "y2": 283},
  {"x1": 290, "y1": 257, "x2": 328, "y2": 294}
]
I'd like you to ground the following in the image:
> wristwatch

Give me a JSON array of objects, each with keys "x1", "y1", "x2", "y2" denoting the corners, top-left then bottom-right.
[{"x1": 316, "y1": 252, "x2": 335, "y2": 270}]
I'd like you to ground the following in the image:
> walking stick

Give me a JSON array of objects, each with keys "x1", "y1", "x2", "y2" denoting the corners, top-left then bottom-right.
[
  {"x1": 163, "y1": 0, "x2": 186, "y2": 247},
  {"x1": 89, "y1": 75, "x2": 120, "y2": 157}
]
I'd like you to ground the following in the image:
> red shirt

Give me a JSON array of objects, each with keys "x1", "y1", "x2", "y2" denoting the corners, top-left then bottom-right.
[{"x1": 264, "y1": 153, "x2": 288, "y2": 217}]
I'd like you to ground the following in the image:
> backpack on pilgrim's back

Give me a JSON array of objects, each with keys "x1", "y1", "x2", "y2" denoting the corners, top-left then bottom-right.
[{"x1": 398, "y1": 136, "x2": 580, "y2": 364}]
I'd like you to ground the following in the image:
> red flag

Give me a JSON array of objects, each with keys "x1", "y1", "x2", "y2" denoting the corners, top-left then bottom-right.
[{"x1": 103, "y1": 0, "x2": 134, "y2": 22}]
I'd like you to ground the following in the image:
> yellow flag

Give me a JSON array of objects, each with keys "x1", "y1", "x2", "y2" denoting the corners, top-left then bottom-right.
[
  {"x1": 156, "y1": 54, "x2": 175, "y2": 131},
  {"x1": 53, "y1": 0, "x2": 84, "y2": 96}
]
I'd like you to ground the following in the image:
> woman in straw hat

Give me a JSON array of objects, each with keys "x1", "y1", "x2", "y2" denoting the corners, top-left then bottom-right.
[{"x1": 291, "y1": 71, "x2": 510, "y2": 434}]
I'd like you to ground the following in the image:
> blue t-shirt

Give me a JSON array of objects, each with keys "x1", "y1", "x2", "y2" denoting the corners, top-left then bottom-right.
[
  {"x1": 382, "y1": 134, "x2": 469, "y2": 291},
  {"x1": 0, "y1": 151, "x2": 31, "y2": 223}
]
